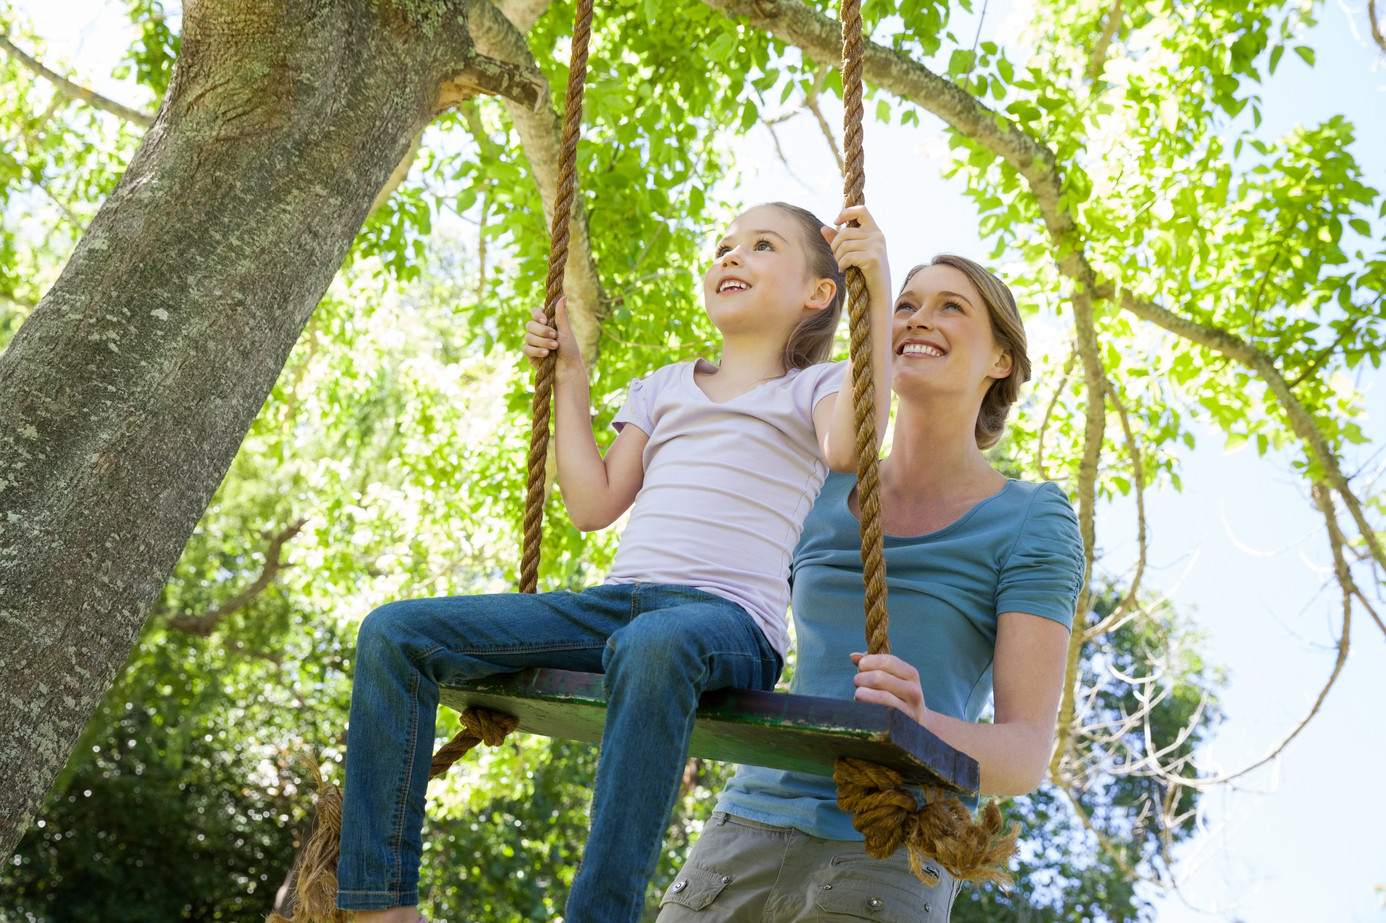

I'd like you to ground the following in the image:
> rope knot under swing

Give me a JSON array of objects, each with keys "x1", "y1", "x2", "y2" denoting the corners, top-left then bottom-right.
[
  {"x1": 428, "y1": 707, "x2": 520, "y2": 778},
  {"x1": 834, "y1": 757, "x2": 1020, "y2": 888}
]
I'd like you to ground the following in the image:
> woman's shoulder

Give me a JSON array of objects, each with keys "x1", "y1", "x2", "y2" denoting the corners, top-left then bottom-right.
[
  {"x1": 1001, "y1": 479, "x2": 1081, "y2": 548},
  {"x1": 1001, "y1": 478, "x2": 1073, "y2": 506}
]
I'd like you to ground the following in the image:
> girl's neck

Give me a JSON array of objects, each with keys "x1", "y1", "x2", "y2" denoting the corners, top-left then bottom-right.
[{"x1": 706, "y1": 335, "x2": 788, "y2": 388}]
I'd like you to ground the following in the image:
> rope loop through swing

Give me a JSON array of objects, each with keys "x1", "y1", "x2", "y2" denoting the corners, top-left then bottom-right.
[
  {"x1": 829, "y1": 0, "x2": 1019, "y2": 885},
  {"x1": 424, "y1": 0, "x2": 597, "y2": 783},
  {"x1": 431, "y1": 0, "x2": 1018, "y2": 889}
]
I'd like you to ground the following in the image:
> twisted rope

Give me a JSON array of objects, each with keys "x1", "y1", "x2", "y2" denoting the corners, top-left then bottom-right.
[
  {"x1": 837, "y1": 0, "x2": 888, "y2": 658},
  {"x1": 266, "y1": 758, "x2": 348, "y2": 923},
  {"x1": 272, "y1": 9, "x2": 597, "y2": 920},
  {"x1": 520, "y1": 0, "x2": 596, "y2": 595},
  {"x1": 428, "y1": 0, "x2": 596, "y2": 782},
  {"x1": 831, "y1": 0, "x2": 1019, "y2": 888}
]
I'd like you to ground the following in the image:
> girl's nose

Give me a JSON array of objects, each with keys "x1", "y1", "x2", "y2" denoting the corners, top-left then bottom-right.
[{"x1": 720, "y1": 246, "x2": 742, "y2": 265}]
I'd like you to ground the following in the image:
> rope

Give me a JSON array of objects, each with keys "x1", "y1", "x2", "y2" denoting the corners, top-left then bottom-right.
[
  {"x1": 521, "y1": 0, "x2": 596, "y2": 596},
  {"x1": 273, "y1": 8, "x2": 597, "y2": 919},
  {"x1": 831, "y1": 0, "x2": 1019, "y2": 888},
  {"x1": 427, "y1": 0, "x2": 597, "y2": 781},
  {"x1": 837, "y1": 0, "x2": 889, "y2": 659},
  {"x1": 266, "y1": 758, "x2": 348, "y2": 923}
]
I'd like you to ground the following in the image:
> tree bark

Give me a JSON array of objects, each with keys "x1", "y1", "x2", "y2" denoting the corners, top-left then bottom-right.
[{"x1": 0, "y1": 0, "x2": 538, "y2": 859}]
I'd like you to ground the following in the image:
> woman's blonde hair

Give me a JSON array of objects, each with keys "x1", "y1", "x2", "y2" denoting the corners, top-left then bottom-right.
[
  {"x1": 901, "y1": 255, "x2": 1030, "y2": 450},
  {"x1": 760, "y1": 202, "x2": 845, "y2": 371}
]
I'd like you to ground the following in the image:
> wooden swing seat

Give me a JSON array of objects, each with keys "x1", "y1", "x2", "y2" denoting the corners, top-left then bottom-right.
[{"x1": 441, "y1": 668, "x2": 979, "y2": 794}]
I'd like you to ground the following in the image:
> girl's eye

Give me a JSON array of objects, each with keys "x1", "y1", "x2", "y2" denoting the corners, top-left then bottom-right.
[
  {"x1": 942, "y1": 301, "x2": 964, "y2": 312},
  {"x1": 755, "y1": 239, "x2": 773, "y2": 251},
  {"x1": 714, "y1": 244, "x2": 730, "y2": 257},
  {"x1": 894, "y1": 302, "x2": 916, "y2": 313}
]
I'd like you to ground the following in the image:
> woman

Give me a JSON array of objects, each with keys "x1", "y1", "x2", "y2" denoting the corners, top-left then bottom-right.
[{"x1": 656, "y1": 254, "x2": 1085, "y2": 922}]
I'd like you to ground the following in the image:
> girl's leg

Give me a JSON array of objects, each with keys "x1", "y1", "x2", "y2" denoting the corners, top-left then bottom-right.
[
  {"x1": 336, "y1": 587, "x2": 631, "y2": 912},
  {"x1": 564, "y1": 585, "x2": 781, "y2": 923}
]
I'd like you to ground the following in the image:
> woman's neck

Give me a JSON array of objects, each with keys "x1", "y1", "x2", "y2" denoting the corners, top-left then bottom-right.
[{"x1": 883, "y1": 401, "x2": 1002, "y2": 499}]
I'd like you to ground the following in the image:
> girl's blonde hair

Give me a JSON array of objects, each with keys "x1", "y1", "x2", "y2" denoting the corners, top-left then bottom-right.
[
  {"x1": 901, "y1": 255, "x2": 1030, "y2": 450},
  {"x1": 760, "y1": 202, "x2": 845, "y2": 371}
]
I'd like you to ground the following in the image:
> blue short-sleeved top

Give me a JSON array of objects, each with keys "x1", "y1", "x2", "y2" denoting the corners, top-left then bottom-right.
[{"x1": 715, "y1": 471, "x2": 1085, "y2": 840}]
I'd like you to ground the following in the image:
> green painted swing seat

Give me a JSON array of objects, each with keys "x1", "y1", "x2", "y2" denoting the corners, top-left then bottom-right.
[{"x1": 440, "y1": 668, "x2": 979, "y2": 795}]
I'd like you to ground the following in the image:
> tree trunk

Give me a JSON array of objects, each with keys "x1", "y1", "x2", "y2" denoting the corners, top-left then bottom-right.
[{"x1": 0, "y1": 0, "x2": 538, "y2": 859}]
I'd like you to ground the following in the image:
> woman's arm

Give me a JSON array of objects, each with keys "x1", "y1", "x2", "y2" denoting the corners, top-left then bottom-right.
[
  {"x1": 523, "y1": 298, "x2": 649, "y2": 530},
  {"x1": 814, "y1": 205, "x2": 892, "y2": 472},
  {"x1": 850, "y1": 611, "x2": 1070, "y2": 796}
]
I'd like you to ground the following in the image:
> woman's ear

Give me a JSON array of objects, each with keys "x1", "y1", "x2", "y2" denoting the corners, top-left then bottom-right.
[
  {"x1": 805, "y1": 278, "x2": 836, "y2": 313},
  {"x1": 988, "y1": 348, "x2": 1014, "y2": 379}
]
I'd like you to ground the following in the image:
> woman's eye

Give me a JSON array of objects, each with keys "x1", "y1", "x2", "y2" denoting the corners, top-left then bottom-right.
[
  {"x1": 894, "y1": 302, "x2": 915, "y2": 313},
  {"x1": 942, "y1": 301, "x2": 963, "y2": 312}
]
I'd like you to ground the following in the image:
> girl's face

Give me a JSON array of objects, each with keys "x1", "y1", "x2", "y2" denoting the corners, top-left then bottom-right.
[
  {"x1": 890, "y1": 264, "x2": 1012, "y2": 399},
  {"x1": 702, "y1": 205, "x2": 834, "y2": 338}
]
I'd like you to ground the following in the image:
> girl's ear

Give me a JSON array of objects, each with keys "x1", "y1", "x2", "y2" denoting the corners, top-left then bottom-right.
[{"x1": 805, "y1": 278, "x2": 836, "y2": 313}]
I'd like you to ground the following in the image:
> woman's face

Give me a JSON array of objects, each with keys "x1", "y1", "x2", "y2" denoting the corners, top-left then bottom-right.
[{"x1": 890, "y1": 264, "x2": 1012, "y2": 400}]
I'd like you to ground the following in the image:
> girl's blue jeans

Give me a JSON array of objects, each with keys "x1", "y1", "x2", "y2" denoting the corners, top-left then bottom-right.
[{"x1": 335, "y1": 583, "x2": 782, "y2": 923}]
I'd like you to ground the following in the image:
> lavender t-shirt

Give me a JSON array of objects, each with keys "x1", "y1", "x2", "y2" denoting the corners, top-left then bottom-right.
[{"x1": 604, "y1": 358, "x2": 846, "y2": 657}]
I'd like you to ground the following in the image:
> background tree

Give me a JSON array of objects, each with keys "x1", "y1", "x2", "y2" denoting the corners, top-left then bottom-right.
[{"x1": 0, "y1": 0, "x2": 1380, "y2": 919}]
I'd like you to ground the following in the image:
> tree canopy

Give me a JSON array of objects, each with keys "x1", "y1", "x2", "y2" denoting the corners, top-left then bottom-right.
[{"x1": 0, "y1": 0, "x2": 1381, "y2": 919}]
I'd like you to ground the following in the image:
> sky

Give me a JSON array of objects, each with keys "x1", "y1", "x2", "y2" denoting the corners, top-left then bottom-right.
[
  {"x1": 10, "y1": 1, "x2": 1386, "y2": 920},
  {"x1": 710, "y1": 4, "x2": 1386, "y2": 921}
]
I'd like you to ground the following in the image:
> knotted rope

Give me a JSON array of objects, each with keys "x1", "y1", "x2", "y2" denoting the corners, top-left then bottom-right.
[
  {"x1": 520, "y1": 0, "x2": 595, "y2": 597},
  {"x1": 830, "y1": 0, "x2": 1019, "y2": 887},
  {"x1": 271, "y1": 6, "x2": 595, "y2": 920},
  {"x1": 428, "y1": 0, "x2": 594, "y2": 781}
]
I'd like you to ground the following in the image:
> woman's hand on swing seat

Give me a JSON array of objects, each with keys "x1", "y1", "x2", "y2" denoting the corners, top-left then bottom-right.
[{"x1": 849, "y1": 651, "x2": 929, "y2": 725}]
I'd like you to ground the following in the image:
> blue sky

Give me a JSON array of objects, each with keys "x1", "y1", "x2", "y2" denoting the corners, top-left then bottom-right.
[
  {"x1": 13, "y1": 1, "x2": 1386, "y2": 920},
  {"x1": 726, "y1": 4, "x2": 1385, "y2": 920}
]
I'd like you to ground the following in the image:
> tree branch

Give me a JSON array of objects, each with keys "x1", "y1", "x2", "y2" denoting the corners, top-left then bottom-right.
[
  {"x1": 467, "y1": 0, "x2": 604, "y2": 372},
  {"x1": 1053, "y1": 288, "x2": 1106, "y2": 775},
  {"x1": 1105, "y1": 286, "x2": 1386, "y2": 578},
  {"x1": 165, "y1": 520, "x2": 307, "y2": 637},
  {"x1": 1192, "y1": 482, "x2": 1352, "y2": 784},
  {"x1": 1034, "y1": 345, "x2": 1077, "y2": 483},
  {"x1": 1087, "y1": 0, "x2": 1123, "y2": 82},
  {"x1": 804, "y1": 64, "x2": 845, "y2": 175},
  {"x1": 1085, "y1": 378, "x2": 1148, "y2": 640},
  {"x1": 0, "y1": 32, "x2": 154, "y2": 128},
  {"x1": 1370, "y1": 0, "x2": 1386, "y2": 54}
]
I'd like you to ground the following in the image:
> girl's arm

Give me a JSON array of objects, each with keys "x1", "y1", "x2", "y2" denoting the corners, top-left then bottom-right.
[
  {"x1": 815, "y1": 205, "x2": 893, "y2": 473},
  {"x1": 849, "y1": 611, "x2": 1070, "y2": 796},
  {"x1": 523, "y1": 298, "x2": 649, "y2": 531}
]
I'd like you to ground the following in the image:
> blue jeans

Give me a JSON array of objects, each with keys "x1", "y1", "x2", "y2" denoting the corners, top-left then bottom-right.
[{"x1": 336, "y1": 583, "x2": 782, "y2": 923}]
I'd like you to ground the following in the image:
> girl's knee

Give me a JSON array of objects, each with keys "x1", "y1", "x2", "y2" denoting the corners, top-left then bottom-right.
[{"x1": 356, "y1": 599, "x2": 420, "y2": 653}]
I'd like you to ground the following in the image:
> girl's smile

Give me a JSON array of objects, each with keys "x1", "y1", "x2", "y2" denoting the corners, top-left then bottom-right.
[{"x1": 702, "y1": 207, "x2": 819, "y2": 333}]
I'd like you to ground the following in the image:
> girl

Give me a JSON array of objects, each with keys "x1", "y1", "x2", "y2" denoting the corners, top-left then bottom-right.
[
  {"x1": 657, "y1": 255, "x2": 1085, "y2": 922},
  {"x1": 336, "y1": 202, "x2": 893, "y2": 923}
]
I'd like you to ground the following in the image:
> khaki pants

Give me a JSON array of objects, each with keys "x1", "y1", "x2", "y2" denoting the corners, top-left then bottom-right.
[{"x1": 656, "y1": 812, "x2": 960, "y2": 922}]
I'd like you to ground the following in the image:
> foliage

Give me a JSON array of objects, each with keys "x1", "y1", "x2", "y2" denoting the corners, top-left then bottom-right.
[
  {"x1": 948, "y1": 588, "x2": 1222, "y2": 923},
  {"x1": 0, "y1": 0, "x2": 1380, "y2": 919}
]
